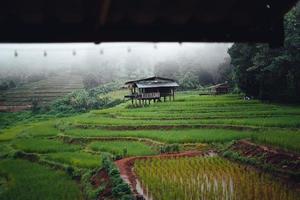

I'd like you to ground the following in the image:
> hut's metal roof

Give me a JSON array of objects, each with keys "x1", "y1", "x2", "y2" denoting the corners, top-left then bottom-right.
[
  {"x1": 208, "y1": 82, "x2": 229, "y2": 89},
  {"x1": 125, "y1": 76, "x2": 176, "y2": 85},
  {"x1": 136, "y1": 82, "x2": 179, "y2": 89},
  {"x1": 0, "y1": 0, "x2": 298, "y2": 46}
]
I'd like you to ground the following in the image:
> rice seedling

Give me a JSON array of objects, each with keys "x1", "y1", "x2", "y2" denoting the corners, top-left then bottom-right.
[
  {"x1": 251, "y1": 130, "x2": 300, "y2": 153},
  {"x1": 12, "y1": 138, "x2": 81, "y2": 153},
  {"x1": 66, "y1": 128, "x2": 253, "y2": 144},
  {"x1": 0, "y1": 159, "x2": 83, "y2": 200},
  {"x1": 45, "y1": 151, "x2": 102, "y2": 169},
  {"x1": 88, "y1": 141, "x2": 158, "y2": 157},
  {"x1": 134, "y1": 156, "x2": 299, "y2": 200}
]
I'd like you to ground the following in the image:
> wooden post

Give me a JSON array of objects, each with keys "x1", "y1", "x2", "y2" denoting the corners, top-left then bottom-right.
[{"x1": 172, "y1": 88, "x2": 175, "y2": 101}]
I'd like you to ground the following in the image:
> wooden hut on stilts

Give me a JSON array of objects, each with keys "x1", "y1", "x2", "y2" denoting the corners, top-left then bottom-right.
[{"x1": 124, "y1": 77, "x2": 179, "y2": 106}]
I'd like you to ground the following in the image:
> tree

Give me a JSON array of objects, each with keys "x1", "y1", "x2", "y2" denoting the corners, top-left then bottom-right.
[{"x1": 228, "y1": 2, "x2": 300, "y2": 102}]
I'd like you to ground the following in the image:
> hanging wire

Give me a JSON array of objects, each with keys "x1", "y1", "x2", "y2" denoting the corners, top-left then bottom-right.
[
  {"x1": 14, "y1": 50, "x2": 18, "y2": 57},
  {"x1": 44, "y1": 50, "x2": 47, "y2": 57}
]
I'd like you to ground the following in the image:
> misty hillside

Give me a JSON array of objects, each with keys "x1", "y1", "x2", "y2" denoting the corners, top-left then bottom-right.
[
  {"x1": 0, "y1": 43, "x2": 231, "y2": 81},
  {"x1": 0, "y1": 43, "x2": 232, "y2": 111}
]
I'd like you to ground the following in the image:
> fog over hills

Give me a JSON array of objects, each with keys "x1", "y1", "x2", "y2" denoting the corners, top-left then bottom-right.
[{"x1": 0, "y1": 43, "x2": 231, "y2": 80}]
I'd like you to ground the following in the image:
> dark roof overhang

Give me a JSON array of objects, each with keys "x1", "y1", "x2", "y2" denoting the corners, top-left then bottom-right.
[
  {"x1": 125, "y1": 76, "x2": 176, "y2": 85},
  {"x1": 0, "y1": 0, "x2": 298, "y2": 46}
]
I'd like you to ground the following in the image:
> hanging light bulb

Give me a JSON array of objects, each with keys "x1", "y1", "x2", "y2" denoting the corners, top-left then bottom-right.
[
  {"x1": 100, "y1": 49, "x2": 103, "y2": 55},
  {"x1": 14, "y1": 50, "x2": 18, "y2": 57},
  {"x1": 44, "y1": 50, "x2": 47, "y2": 57},
  {"x1": 127, "y1": 47, "x2": 131, "y2": 53},
  {"x1": 153, "y1": 44, "x2": 157, "y2": 49},
  {"x1": 73, "y1": 50, "x2": 76, "y2": 56}
]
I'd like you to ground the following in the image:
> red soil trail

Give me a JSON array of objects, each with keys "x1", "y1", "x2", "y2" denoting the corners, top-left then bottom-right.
[{"x1": 115, "y1": 150, "x2": 215, "y2": 196}]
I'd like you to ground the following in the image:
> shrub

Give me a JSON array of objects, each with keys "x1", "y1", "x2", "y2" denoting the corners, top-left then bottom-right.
[
  {"x1": 49, "y1": 82, "x2": 123, "y2": 114},
  {"x1": 102, "y1": 155, "x2": 134, "y2": 199},
  {"x1": 160, "y1": 144, "x2": 180, "y2": 153},
  {"x1": 112, "y1": 183, "x2": 131, "y2": 198},
  {"x1": 81, "y1": 169, "x2": 104, "y2": 200}
]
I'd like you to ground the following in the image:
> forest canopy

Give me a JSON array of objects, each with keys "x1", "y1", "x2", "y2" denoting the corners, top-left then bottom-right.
[{"x1": 228, "y1": 3, "x2": 300, "y2": 103}]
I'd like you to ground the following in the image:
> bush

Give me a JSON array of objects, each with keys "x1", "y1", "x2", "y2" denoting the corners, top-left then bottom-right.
[
  {"x1": 49, "y1": 82, "x2": 123, "y2": 114},
  {"x1": 102, "y1": 155, "x2": 134, "y2": 199},
  {"x1": 65, "y1": 166, "x2": 74, "y2": 176},
  {"x1": 112, "y1": 183, "x2": 131, "y2": 198},
  {"x1": 121, "y1": 194, "x2": 135, "y2": 200},
  {"x1": 81, "y1": 169, "x2": 104, "y2": 200},
  {"x1": 160, "y1": 144, "x2": 180, "y2": 153}
]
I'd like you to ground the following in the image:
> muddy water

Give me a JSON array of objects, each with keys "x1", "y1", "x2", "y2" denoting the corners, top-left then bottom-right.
[
  {"x1": 136, "y1": 178, "x2": 153, "y2": 200},
  {"x1": 134, "y1": 156, "x2": 299, "y2": 200}
]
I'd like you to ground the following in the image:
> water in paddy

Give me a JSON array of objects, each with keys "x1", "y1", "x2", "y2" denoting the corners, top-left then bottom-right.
[{"x1": 134, "y1": 156, "x2": 299, "y2": 200}]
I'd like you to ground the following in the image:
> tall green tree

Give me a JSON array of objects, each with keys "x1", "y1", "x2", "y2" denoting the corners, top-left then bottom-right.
[{"x1": 228, "y1": 3, "x2": 300, "y2": 102}]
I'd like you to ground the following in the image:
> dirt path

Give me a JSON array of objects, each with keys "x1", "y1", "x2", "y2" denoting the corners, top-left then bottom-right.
[{"x1": 115, "y1": 150, "x2": 215, "y2": 197}]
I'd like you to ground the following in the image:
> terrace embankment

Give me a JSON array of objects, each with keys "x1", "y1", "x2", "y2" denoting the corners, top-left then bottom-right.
[
  {"x1": 115, "y1": 150, "x2": 215, "y2": 197},
  {"x1": 75, "y1": 124, "x2": 260, "y2": 131},
  {"x1": 91, "y1": 169, "x2": 113, "y2": 200},
  {"x1": 227, "y1": 140, "x2": 300, "y2": 181}
]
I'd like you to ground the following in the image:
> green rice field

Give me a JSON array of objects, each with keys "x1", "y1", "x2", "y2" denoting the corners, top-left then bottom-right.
[
  {"x1": 0, "y1": 92, "x2": 299, "y2": 199},
  {"x1": 135, "y1": 156, "x2": 298, "y2": 200}
]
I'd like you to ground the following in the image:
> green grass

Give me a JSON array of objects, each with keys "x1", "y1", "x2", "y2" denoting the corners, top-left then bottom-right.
[
  {"x1": 88, "y1": 141, "x2": 158, "y2": 156},
  {"x1": 66, "y1": 129, "x2": 253, "y2": 144},
  {"x1": 0, "y1": 91, "x2": 300, "y2": 199},
  {"x1": 0, "y1": 159, "x2": 82, "y2": 200},
  {"x1": 102, "y1": 89, "x2": 128, "y2": 100},
  {"x1": 62, "y1": 93, "x2": 300, "y2": 152},
  {"x1": 251, "y1": 130, "x2": 300, "y2": 153},
  {"x1": 0, "y1": 121, "x2": 59, "y2": 141},
  {"x1": 0, "y1": 125, "x2": 31, "y2": 141},
  {"x1": 71, "y1": 94, "x2": 300, "y2": 129},
  {"x1": 45, "y1": 152, "x2": 102, "y2": 169},
  {"x1": 12, "y1": 138, "x2": 81, "y2": 153},
  {"x1": 21, "y1": 122, "x2": 59, "y2": 137}
]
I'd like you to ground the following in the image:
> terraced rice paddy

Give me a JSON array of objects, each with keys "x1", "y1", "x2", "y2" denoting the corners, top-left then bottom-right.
[
  {"x1": 134, "y1": 156, "x2": 299, "y2": 200},
  {"x1": 45, "y1": 152, "x2": 101, "y2": 169},
  {"x1": 88, "y1": 141, "x2": 158, "y2": 156},
  {"x1": 0, "y1": 92, "x2": 299, "y2": 199},
  {"x1": 66, "y1": 93, "x2": 300, "y2": 152},
  {"x1": 0, "y1": 73, "x2": 83, "y2": 111}
]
